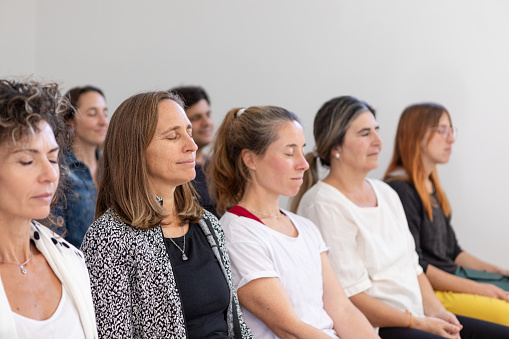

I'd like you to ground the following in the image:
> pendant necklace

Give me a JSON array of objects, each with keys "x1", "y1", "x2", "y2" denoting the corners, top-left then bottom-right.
[
  {"x1": 168, "y1": 225, "x2": 188, "y2": 261},
  {"x1": 0, "y1": 247, "x2": 34, "y2": 275}
]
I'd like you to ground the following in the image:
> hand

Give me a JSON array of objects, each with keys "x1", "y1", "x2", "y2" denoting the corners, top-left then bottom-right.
[
  {"x1": 413, "y1": 316, "x2": 462, "y2": 339},
  {"x1": 475, "y1": 283, "x2": 509, "y2": 302},
  {"x1": 497, "y1": 268, "x2": 509, "y2": 277}
]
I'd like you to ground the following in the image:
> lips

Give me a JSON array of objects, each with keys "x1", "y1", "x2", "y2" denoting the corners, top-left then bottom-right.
[
  {"x1": 177, "y1": 159, "x2": 195, "y2": 165},
  {"x1": 33, "y1": 192, "x2": 53, "y2": 202}
]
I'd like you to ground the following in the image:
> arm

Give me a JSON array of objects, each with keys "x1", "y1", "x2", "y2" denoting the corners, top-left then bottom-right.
[
  {"x1": 426, "y1": 264, "x2": 509, "y2": 301},
  {"x1": 237, "y1": 278, "x2": 334, "y2": 339},
  {"x1": 417, "y1": 272, "x2": 462, "y2": 338},
  {"x1": 349, "y1": 290, "x2": 460, "y2": 339},
  {"x1": 321, "y1": 253, "x2": 379, "y2": 339},
  {"x1": 455, "y1": 251, "x2": 509, "y2": 276},
  {"x1": 81, "y1": 222, "x2": 133, "y2": 338}
]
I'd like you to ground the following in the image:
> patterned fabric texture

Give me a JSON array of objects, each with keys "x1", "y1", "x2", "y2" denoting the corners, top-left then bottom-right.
[{"x1": 81, "y1": 209, "x2": 252, "y2": 339}]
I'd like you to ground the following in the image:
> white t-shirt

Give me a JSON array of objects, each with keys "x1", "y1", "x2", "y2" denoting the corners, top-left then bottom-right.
[
  {"x1": 12, "y1": 286, "x2": 86, "y2": 339},
  {"x1": 297, "y1": 179, "x2": 424, "y2": 317},
  {"x1": 221, "y1": 209, "x2": 338, "y2": 339}
]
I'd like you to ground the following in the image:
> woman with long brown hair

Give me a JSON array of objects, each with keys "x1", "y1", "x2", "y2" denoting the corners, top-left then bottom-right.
[
  {"x1": 81, "y1": 91, "x2": 251, "y2": 339},
  {"x1": 295, "y1": 95, "x2": 509, "y2": 338},
  {"x1": 384, "y1": 102, "x2": 509, "y2": 326}
]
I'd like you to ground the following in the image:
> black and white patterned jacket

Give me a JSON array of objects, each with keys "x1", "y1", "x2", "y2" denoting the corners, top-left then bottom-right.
[{"x1": 81, "y1": 209, "x2": 253, "y2": 339}]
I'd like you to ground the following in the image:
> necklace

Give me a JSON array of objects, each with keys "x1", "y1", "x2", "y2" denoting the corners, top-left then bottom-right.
[
  {"x1": 238, "y1": 203, "x2": 286, "y2": 219},
  {"x1": 0, "y1": 247, "x2": 34, "y2": 275},
  {"x1": 168, "y1": 225, "x2": 188, "y2": 261}
]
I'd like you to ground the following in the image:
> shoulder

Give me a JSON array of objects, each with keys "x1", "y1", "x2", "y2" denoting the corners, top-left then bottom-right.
[
  {"x1": 369, "y1": 178, "x2": 405, "y2": 201},
  {"x1": 81, "y1": 209, "x2": 146, "y2": 256},
  {"x1": 31, "y1": 221, "x2": 88, "y2": 270},
  {"x1": 384, "y1": 179, "x2": 421, "y2": 205},
  {"x1": 284, "y1": 210, "x2": 323, "y2": 236}
]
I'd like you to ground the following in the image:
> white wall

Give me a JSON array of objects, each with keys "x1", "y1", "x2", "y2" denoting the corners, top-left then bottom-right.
[{"x1": 2, "y1": 0, "x2": 508, "y2": 267}]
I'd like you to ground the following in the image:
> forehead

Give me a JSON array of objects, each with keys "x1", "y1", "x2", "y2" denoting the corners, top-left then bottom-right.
[
  {"x1": 1, "y1": 121, "x2": 57, "y2": 154},
  {"x1": 186, "y1": 99, "x2": 210, "y2": 114},
  {"x1": 271, "y1": 121, "x2": 305, "y2": 145},
  {"x1": 349, "y1": 111, "x2": 376, "y2": 129},
  {"x1": 157, "y1": 99, "x2": 190, "y2": 127},
  {"x1": 77, "y1": 91, "x2": 106, "y2": 106},
  {"x1": 438, "y1": 112, "x2": 451, "y2": 125}
]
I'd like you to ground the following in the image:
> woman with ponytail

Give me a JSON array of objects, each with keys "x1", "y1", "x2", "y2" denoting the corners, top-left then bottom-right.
[
  {"x1": 295, "y1": 96, "x2": 509, "y2": 338},
  {"x1": 209, "y1": 106, "x2": 378, "y2": 339},
  {"x1": 384, "y1": 102, "x2": 509, "y2": 326}
]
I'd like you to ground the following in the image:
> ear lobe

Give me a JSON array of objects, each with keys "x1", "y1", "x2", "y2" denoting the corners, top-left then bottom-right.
[{"x1": 241, "y1": 149, "x2": 257, "y2": 170}]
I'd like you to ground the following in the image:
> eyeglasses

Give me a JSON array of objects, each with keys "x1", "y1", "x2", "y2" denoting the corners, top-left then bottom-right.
[{"x1": 430, "y1": 125, "x2": 458, "y2": 139}]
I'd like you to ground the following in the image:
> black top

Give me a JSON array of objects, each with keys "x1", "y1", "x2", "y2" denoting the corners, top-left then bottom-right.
[
  {"x1": 388, "y1": 180, "x2": 463, "y2": 274},
  {"x1": 164, "y1": 223, "x2": 229, "y2": 339},
  {"x1": 192, "y1": 163, "x2": 219, "y2": 218}
]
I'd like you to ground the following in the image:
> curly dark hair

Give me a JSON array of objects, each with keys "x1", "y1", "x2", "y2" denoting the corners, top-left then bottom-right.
[{"x1": 0, "y1": 79, "x2": 71, "y2": 228}]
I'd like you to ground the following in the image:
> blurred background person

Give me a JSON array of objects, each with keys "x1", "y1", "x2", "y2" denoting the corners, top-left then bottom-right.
[
  {"x1": 170, "y1": 86, "x2": 218, "y2": 217},
  {"x1": 81, "y1": 91, "x2": 251, "y2": 338},
  {"x1": 0, "y1": 79, "x2": 96, "y2": 338},
  {"x1": 55, "y1": 85, "x2": 109, "y2": 247}
]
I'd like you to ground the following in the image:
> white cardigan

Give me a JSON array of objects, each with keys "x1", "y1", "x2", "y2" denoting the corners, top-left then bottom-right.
[{"x1": 0, "y1": 221, "x2": 97, "y2": 339}]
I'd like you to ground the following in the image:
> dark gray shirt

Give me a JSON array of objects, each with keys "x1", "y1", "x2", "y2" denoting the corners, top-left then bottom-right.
[{"x1": 388, "y1": 180, "x2": 463, "y2": 274}]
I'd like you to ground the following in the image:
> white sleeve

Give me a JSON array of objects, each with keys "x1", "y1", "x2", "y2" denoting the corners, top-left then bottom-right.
[
  {"x1": 226, "y1": 219, "x2": 279, "y2": 290},
  {"x1": 298, "y1": 200, "x2": 372, "y2": 297},
  {"x1": 390, "y1": 186, "x2": 424, "y2": 276}
]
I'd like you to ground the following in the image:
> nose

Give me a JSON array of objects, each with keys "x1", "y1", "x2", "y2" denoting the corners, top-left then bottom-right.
[
  {"x1": 99, "y1": 111, "x2": 109, "y2": 126},
  {"x1": 297, "y1": 152, "x2": 309, "y2": 171},
  {"x1": 447, "y1": 129, "x2": 456, "y2": 144},
  {"x1": 373, "y1": 130, "x2": 383, "y2": 148},
  {"x1": 40, "y1": 158, "x2": 59, "y2": 183},
  {"x1": 185, "y1": 133, "x2": 198, "y2": 153}
]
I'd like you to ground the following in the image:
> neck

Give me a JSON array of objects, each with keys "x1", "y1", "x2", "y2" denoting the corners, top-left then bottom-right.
[
  {"x1": 325, "y1": 163, "x2": 369, "y2": 192},
  {"x1": 72, "y1": 140, "x2": 98, "y2": 169},
  {"x1": 196, "y1": 148, "x2": 205, "y2": 166},
  {"x1": 0, "y1": 216, "x2": 32, "y2": 263},
  {"x1": 421, "y1": 158, "x2": 435, "y2": 193},
  {"x1": 239, "y1": 183, "x2": 281, "y2": 216}
]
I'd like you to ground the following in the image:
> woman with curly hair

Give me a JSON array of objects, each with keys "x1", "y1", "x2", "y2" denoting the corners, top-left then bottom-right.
[{"x1": 0, "y1": 79, "x2": 97, "y2": 338}]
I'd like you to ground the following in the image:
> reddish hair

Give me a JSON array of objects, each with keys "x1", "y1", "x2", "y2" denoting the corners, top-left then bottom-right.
[{"x1": 384, "y1": 103, "x2": 452, "y2": 220}]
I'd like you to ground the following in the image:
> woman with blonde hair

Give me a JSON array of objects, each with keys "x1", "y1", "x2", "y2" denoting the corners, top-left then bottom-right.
[
  {"x1": 81, "y1": 91, "x2": 251, "y2": 338},
  {"x1": 294, "y1": 95, "x2": 509, "y2": 338},
  {"x1": 209, "y1": 105, "x2": 378, "y2": 339},
  {"x1": 384, "y1": 102, "x2": 509, "y2": 326},
  {"x1": 0, "y1": 80, "x2": 96, "y2": 338}
]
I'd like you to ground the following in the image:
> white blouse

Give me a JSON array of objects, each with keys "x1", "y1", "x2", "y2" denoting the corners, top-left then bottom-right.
[{"x1": 12, "y1": 287, "x2": 85, "y2": 339}]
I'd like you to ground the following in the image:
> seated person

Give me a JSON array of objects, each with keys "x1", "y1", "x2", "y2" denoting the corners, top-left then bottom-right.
[
  {"x1": 295, "y1": 95, "x2": 509, "y2": 338},
  {"x1": 81, "y1": 91, "x2": 252, "y2": 338},
  {"x1": 54, "y1": 85, "x2": 109, "y2": 247},
  {"x1": 384, "y1": 102, "x2": 509, "y2": 326},
  {"x1": 0, "y1": 79, "x2": 96, "y2": 338},
  {"x1": 209, "y1": 105, "x2": 378, "y2": 339}
]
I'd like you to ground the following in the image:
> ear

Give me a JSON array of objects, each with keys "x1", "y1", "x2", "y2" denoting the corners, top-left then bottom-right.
[
  {"x1": 241, "y1": 149, "x2": 257, "y2": 171},
  {"x1": 330, "y1": 144, "x2": 342, "y2": 158}
]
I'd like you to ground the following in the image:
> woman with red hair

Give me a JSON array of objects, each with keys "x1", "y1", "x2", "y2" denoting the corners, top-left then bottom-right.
[{"x1": 385, "y1": 102, "x2": 509, "y2": 326}]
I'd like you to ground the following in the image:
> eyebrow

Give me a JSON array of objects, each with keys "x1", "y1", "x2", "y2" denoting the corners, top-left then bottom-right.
[
  {"x1": 12, "y1": 146, "x2": 60, "y2": 154},
  {"x1": 285, "y1": 143, "x2": 306, "y2": 147},
  {"x1": 160, "y1": 124, "x2": 193, "y2": 135},
  {"x1": 356, "y1": 126, "x2": 380, "y2": 134}
]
